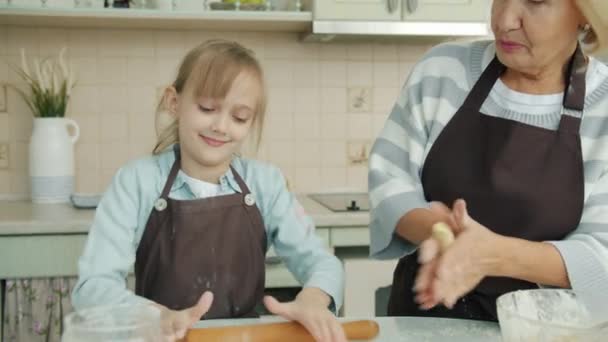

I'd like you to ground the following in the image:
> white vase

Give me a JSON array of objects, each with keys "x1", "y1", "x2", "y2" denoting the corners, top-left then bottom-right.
[{"x1": 29, "y1": 118, "x2": 80, "y2": 203}]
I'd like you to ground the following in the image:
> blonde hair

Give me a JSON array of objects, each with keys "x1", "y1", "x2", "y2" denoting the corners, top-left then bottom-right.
[{"x1": 153, "y1": 39, "x2": 267, "y2": 155}]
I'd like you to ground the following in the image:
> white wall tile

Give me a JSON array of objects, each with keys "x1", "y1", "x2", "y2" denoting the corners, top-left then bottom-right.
[
  {"x1": 98, "y1": 57, "x2": 128, "y2": 84},
  {"x1": 68, "y1": 30, "x2": 99, "y2": 57},
  {"x1": 10, "y1": 171, "x2": 29, "y2": 195},
  {"x1": 70, "y1": 114, "x2": 100, "y2": 144},
  {"x1": 319, "y1": 43, "x2": 347, "y2": 61},
  {"x1": 128, "y1": 112, "x2": 157, "y2": 141},
  {"x1": 264, "y1": 59, "x2": 294, "y2": 87},
  {"x1": 320, "y1": 114, "x2": 348, "y2": 141},
  {"x1": 75, "y1": 168, "x2": 100, "y2": 194},
  {"x1": 156, "y1": 31, "x2": 187, "y2": 58},
  {"x1": 0, "y1": 27, "x2": 7, "y2": 56},
  {"x1": 7, "y1": 27, "x2": 39, "y2": 56},
  {"x1": 348, "y1": 114, "x2": 374, "y2": 140},
  {"x1": 347, "y1": 62, "x2": 373, "y2": 87},
  {"x1": 100, "y1": 142, "x2": 130, "y2": 171},
  {"x1": 98, "y1": 30, "x2": 132, "y2": 57},
  {"x1": 347, "y1": 44, "x2": 373, "y2": 61},
  {"x1": 320, "y1": 167, "x2": 347, "y2": 190},
  {"x1": 70, "y1": 57, "x2": 98, "y2": 86},
  {"x1": 294, "y1": 113, "x2": 321, "y2": 141},
  {"x1": 124, "y1": 30, "x2": 155, "y2": 57},
  {"x1": 267, "y1": 140, "x2": 295, "y2": 167},
  {"x1": 320, "y1": 61, "x2": 346, "y2": 87},
  {"x1": 267, "y1": 87, "x2": 294, "y2": 116},
  {"x1": 0, "y1": 170, "x2": 10, "y2": 193},
  {"x1": 347, "y1": 165, "x2": 368, "y2": 190},
  {"x1": 264, "y1": 32, "x2": 296, "y2": 59},
  {"x1": 373, "y1": 43, "x2": 399, "y2": 62},
  {"x1": 294, "y1": 141, "x2": 321, "y2": 167},
  {"x1": 100, "y1": 113, "x2": 129, "y2": 143},
  {"x1": 39, "y1": 29, "x2": 68, "y2": 58},
  {"x1": 75, "y1": 143, "x2": 100, "y2": 170},
  {"x1": 294, "y1": 167, "x2": 321, "y2": 193},
  {"x1": 156, "y1": 57, "x2": 179, "y2": 87},
  {"x1": 8, "y1": 105, "x2": 32, "y2": 143},
  {"x1": 70, "y1": 86, "x2": 100, "y2": 115},
  {"x1": 0, "y1": 114, "x2": 8, "y2": 141},
  {"x1": 127, "y1": 57, "x2": 157, "y2": 85},
  {"x1": 321, "y1": 141, "x2": 347, "y2": 167},
  {"x1": 265, "y1": 113, "x2": 294, "y2": 141},
  {"x1": 320, "y1": 88, "x2": 346, "y2": 114},
  {"x1": 9, "y1": 142, "x2": 28, "y2": 170},
  {"x1": 293, "y1": 87, "x2": 320, "y2": 115},
  {"x1": 374, "y1": 62, "x2": 400, "y2": 88},
  {"x1": 373, "y1": 87, "x2": 399, "y2": 113},
  {"x1": 128, "y1": 86, "x2": 157, "y2": 116},
  {"x1": 293, "y1": 61, "x2": 319, "y2": 88},
  {"x1": 98, "y1": 85, "x2": 128, "y2": 116}
]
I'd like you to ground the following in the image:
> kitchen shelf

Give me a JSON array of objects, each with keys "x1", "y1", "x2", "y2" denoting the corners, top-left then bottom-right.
[{"x1": 0, "y1": 7, "x2": 313, "y2": 31}]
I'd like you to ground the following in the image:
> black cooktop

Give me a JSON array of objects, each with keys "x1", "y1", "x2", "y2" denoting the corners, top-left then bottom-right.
[{"x1": 308, "y1": 192, "x2": 370, "y2": 212}]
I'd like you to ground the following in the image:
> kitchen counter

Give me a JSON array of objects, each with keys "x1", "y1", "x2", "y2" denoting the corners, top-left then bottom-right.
[
  {"x1": 0, "y1": 195, "x2": 370, "y2": 236},
  {"x1": 192, "y1": 316, "x2": 502, "y2": 342}
]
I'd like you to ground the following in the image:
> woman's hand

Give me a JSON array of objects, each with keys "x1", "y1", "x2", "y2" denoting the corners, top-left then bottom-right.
[
  {"x1": 156, "y1": 291, "x2": 214, "y2": 341},
  {"x1": 264, "y1": 287, "x2": 346, "y2": 342},
  {"x1": 415, "y1": 200, "x2": 502, "y2": 309}
]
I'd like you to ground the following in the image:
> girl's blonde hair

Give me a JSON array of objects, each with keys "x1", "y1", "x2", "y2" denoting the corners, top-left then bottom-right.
[{"x1": 153, "y1": 39, "x2": 267, "y2": 155}]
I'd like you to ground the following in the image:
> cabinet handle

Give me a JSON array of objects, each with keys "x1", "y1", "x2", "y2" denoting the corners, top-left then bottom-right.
[
  {"x1": 387, "y1": 0, "x2": 398, "y2": 14},
  {"x1": 265, "y1": 256, "x2": 282, "y2": 265},
  {"x1": 405, "y1": 0, "x2": 418, "y2": 13}
]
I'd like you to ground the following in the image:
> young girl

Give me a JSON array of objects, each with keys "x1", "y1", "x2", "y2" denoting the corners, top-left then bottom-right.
[{"x1": 72, "y1": 40, "x2": 346, "y2": 342}]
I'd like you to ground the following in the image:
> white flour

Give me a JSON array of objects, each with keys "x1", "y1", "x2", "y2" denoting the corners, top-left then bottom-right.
[{"x1": 497, "y1": 290, "x2": 599, "y2": 342}]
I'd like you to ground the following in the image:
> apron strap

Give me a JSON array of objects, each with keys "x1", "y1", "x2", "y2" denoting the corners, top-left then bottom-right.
[
  {"x1": 558, "y1": 45, "x2": 588, "y2": 134},
  {"x1": 460, "y1": 56, "x2": 505, "y2": 111},
  {"x1": 160, "y1": 147, "x2": 182, "y2": 199},
  {"x1": 230, "y1": 165, "x2": 252, "y2": 196}
]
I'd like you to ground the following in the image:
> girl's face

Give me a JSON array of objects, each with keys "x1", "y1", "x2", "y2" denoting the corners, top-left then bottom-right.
[{"x1": 170, "y1": 71, "x2": 262, "y2": 172}]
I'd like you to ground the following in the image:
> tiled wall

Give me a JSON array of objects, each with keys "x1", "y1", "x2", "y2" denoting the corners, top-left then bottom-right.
[{"x1": 0, "y1": 25, "x2": 432, "y2": 197}]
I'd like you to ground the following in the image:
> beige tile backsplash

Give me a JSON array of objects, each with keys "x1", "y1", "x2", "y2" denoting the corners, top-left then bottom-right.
[{"x1": 0, "y1": 25, "x2": 432, "y2": 197}]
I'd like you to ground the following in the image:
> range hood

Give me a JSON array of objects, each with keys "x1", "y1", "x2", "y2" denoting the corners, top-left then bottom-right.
[{"x1": 302, "y1": 20, "x2": 491, "y2": 42}]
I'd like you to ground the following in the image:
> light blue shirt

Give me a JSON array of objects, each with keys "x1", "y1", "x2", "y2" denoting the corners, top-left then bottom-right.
[{"x1": 72, "y1": 146, "x2": 344, "y2": 312}]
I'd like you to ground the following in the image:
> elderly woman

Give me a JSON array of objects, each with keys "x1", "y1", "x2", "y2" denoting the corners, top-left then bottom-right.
[{"x1": 369, "y1": 0, "x2": 608, "y2": 321}]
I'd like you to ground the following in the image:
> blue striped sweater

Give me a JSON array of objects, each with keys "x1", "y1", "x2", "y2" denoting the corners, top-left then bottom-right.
[{"x1": 369, "y1": 40, "x2": 608, "y2": 301}]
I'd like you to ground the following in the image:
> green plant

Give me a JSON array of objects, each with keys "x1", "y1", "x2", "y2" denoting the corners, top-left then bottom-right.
[{"x1": 11, "y1": 48, "x2": 76, "y2": 118}]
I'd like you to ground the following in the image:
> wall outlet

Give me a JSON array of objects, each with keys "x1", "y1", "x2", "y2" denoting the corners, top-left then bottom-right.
[
  {"x1": 0, "y1": 85, "x2": 7, "y2": 113},
  {"x1": 347, "y1": 140, "x2": 372, "y2": 165},
  {"x1": 0, "y1": 143, "x2": 9, "y2": 169}
]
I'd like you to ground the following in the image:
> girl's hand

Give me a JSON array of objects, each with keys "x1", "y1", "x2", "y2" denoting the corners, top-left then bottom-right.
[
  {"x1": 156, "y1": 291, "x2": 214, "y2": 341},
  {"x1": 264, "y1": 287, "x2": 346, "y2": 342}
]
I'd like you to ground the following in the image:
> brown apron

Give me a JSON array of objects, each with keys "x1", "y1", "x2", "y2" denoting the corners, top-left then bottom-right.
[
  {"x1": 387, "y1": 46, "x2": 588, "y2": 321},
  {"x1": 135, "y1": 149, "x2": 267, "y2": 319}
]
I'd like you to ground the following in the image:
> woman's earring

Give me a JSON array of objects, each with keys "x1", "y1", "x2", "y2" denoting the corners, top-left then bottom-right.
[{"x1": 582, "y1": 23, "x2": 591, "y2": 33}]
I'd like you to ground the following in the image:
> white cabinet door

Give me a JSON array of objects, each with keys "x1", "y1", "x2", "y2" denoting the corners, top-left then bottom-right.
[
  {"x1": 314, "y1": 0, "x2": 402, "y2": 21},
  {"x1": 402, "y1": 0, "x2": 489, "y2": 22},
  {"x1": 343, "y1": 258, "x2": 398, "y2": 316}
]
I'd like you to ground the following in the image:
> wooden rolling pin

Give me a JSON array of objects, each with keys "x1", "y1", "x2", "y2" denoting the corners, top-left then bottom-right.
[{"x1": 181, "y1": 319, "x2": 379, "y2": 342}]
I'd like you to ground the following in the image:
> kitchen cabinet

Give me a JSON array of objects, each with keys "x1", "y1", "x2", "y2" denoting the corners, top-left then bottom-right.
[
  {"x1": 314, "y1": 0, "x2": 402, "y2": 21},
  {"x1": 343, "y1": 257, "x2": 397, "y2": 316},
  {"x1": 402, "y1": 0, "x2": 488, "y2": 22}
]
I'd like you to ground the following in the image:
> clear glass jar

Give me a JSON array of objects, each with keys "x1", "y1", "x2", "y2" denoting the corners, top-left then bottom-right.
[{"x1": 62, "y1": 304, "x2": 162, "y2": 342}]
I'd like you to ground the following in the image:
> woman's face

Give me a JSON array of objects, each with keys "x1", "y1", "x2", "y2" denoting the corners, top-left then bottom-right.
[{"x1": 491, "y1": 0, "x2": 586, "y2": 74}]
